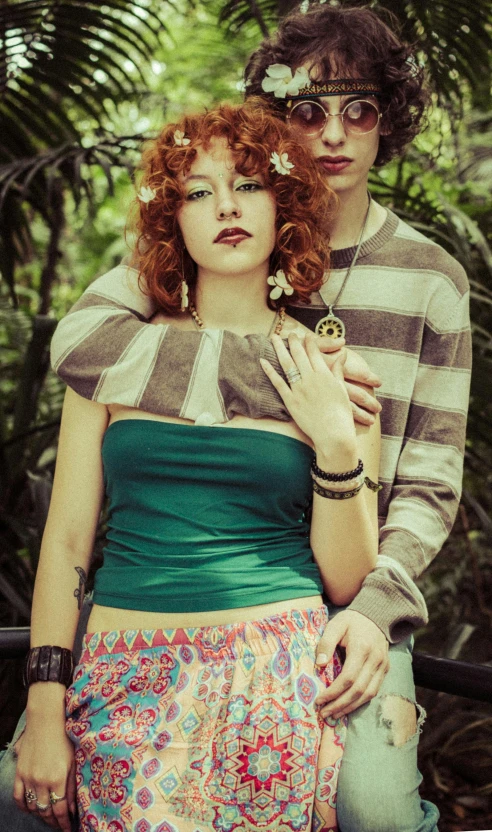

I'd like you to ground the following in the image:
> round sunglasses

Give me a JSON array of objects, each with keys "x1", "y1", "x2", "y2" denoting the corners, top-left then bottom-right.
[{"x1": 287, "y1": 98, "x2": 381, "y2": 136}]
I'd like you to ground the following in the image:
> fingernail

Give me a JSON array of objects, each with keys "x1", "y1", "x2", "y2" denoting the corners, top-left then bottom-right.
[{"x1": 316, "y1": 653, "x2": 328, "y2": 665}]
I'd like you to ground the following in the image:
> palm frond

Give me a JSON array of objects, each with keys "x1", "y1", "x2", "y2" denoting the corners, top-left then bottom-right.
[
  {"x1": 0, "y1": 1, "x2": 167, "y2": 151},
  {"x1": 377, "y1": 0, "x2": 492, "y2": 107}
]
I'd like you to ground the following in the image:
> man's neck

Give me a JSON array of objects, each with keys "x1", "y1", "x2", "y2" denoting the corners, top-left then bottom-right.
[{"x1": 328, "y1": 187, "x2": 387, "y2": 251}]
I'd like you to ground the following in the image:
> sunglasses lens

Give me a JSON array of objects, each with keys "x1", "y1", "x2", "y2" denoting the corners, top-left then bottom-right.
[
  {"x1": 289, "y1": 101, "x2": 326, "y2": 135},
  {"x1": 344, "y1": 100, "x2": 379, "y2": 133}
]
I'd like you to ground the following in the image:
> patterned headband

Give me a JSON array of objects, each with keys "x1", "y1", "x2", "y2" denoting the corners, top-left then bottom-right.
[
  {"x1": 288, "y1": 79, "x2": 382, "y2": 100},
  {"x1": 261, "y1": 65, "x2": 381, "y2": 101}
]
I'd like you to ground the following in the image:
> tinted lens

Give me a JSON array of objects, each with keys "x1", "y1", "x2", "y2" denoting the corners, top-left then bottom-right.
[
  {"x1": 343, "y1": 100, "x2": 379, "y2": 134},
  {"x1": 289, "y1": 100, "x2": 326, "y2": 135}
]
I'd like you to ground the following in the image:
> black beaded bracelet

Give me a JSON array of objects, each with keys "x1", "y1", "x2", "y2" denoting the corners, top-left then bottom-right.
[
  {"x1": 23, "y1": 645, "x2": 74, "y2": 688},
  {"x1": 311, "y1": 457, "x2": 363, "y2": 482}
]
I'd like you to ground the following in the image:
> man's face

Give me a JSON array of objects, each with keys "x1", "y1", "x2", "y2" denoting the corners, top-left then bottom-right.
[{"x1": 287, "y1": 66, "x2": 383, "y2": 198}]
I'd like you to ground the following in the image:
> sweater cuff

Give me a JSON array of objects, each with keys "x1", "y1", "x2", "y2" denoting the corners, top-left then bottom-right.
[{"x1": 348, "y1": 576, "x2": 428, "y2": 644}]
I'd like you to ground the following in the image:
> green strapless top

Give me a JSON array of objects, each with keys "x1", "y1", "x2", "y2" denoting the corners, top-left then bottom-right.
[{"x1": 93, "y1": 420, "x2": 322, "y2": 612}]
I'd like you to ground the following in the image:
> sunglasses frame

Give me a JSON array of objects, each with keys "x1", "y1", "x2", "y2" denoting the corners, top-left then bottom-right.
[{"x1": 287, "y1": 97, "x2": 382, "y2": 137}]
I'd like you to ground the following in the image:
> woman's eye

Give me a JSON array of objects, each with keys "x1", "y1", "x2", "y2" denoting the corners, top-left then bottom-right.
[
  {"x1": 186, "y1": 189, "x2": 211, "y2": 201},
  {"x1": 237, "y1": 181, "x2": 263, "y2": 192}
]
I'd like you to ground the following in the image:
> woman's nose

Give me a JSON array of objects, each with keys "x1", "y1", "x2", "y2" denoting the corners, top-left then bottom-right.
[{"x1": 216, "y1": 193, "x2": 241, "y2": 219}]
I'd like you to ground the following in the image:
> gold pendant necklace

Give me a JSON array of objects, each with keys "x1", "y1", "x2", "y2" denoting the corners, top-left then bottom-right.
[
  {"x1": 315, "y1": 194, "x2": 372, "y2": 340},
  {"x1": 189, "y1": 302, "x2": 286, "y2": 336}
]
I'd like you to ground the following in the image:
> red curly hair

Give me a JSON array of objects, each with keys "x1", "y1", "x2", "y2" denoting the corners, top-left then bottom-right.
[{"x1": 134, "y1": 98, "x2": 336, "y2": 313}]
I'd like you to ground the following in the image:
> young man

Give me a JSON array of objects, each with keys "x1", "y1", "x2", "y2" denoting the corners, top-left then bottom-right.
[{"x1": 5, "y1": 5, "x2": 470, "y2": 831}]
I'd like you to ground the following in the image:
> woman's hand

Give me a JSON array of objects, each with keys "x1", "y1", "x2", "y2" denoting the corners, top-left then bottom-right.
[
  {"x1": 14, "y1": 715, "x2": 77, "y2": 831},
  {"x1": 261, "y1": 331, "x2": 356, "y2": 452}
]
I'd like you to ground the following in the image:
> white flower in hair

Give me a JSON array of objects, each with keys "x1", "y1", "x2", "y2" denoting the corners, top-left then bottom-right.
[
  {"x1": 270, "y1": 151, "x2": 294, "y2": 175},
  {"x1": 137, "y1": 186, "x2": 156, "y2": 203},
  {"x1": 261, "y1": 64, "x2": 310, "y2": 98},
  {"x1": 174, "y1": 129, "x2": 191, "y2": 146},
  {"x1": 267, "y1": 270, "x2": 294, "y2": 300}
]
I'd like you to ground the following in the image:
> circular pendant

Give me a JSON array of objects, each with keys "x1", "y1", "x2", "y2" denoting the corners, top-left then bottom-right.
[{"x1": 315, "y1": 312, "x2": 345, "y2": 339}]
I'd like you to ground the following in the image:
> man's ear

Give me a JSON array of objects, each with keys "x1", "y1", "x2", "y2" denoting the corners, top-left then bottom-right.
[{"x1": 379, "y1": 120, "x2": 392, "y2": 137}]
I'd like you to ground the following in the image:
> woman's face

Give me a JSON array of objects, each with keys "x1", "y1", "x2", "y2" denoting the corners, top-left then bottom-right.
[{"x1": 177, "y1": 137, "x2": 276, "y2": 280}]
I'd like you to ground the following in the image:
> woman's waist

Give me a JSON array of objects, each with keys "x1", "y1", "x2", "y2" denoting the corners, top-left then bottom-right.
[{"x1": 88, "y1": 594, "x2": 324, "y2": 632}]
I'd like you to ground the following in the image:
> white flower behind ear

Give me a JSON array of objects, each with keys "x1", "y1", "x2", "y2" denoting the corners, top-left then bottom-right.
[
  {"x1": 137, "y1": 186, "x2": 156, "y2": 203},
  {"x1": 261, "y1": 64, "x2": 310, "y2": 98},
  {"x1": 270, "y1": 152, "x2": 294, "y2": 175},
  {"x1": 174, "y1": 129, "x2": 191, "y2": 146},
  {"x1": 267, "y1": 270, "x2": 294, "y2": 300}
]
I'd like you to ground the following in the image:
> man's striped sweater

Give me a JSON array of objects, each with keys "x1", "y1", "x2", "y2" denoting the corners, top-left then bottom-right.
[{"x1": 50, "y1": 208, "x2": 472, "y2": 642}]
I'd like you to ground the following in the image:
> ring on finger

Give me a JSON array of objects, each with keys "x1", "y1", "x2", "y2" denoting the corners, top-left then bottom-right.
[
  {"x1": 36, "y1": 800, "x2": 51, "y2": 811},
  {"x1": 49, "y1": 791, "x2": 66, "y2": 805},
  {"x1": 286, "y1": 368, "x2": 302, "y2": 385},
  {"x1": 25, "y1": 789, "x2": 37, "y2": 803}
]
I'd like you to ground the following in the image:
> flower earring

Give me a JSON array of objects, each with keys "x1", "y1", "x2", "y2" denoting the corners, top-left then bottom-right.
[{"x1": 267, "y1": 270, "x2": 294, "y2": 300}]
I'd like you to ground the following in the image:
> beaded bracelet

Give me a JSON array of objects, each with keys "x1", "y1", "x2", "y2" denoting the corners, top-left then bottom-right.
[
  {"x1": 313, "y1": 476, "x2": 382, "y2": 500},
  {"x1": 311, "y1": 470, "x2": 365, "y2": 492},
  {"x1": 311, "y1": 457, "x2": 363, "y2": 482}
]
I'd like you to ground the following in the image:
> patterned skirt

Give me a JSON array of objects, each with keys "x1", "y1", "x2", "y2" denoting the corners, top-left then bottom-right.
[{"x1": 66, "y1": 606, "x2": 345, "y2": 832}]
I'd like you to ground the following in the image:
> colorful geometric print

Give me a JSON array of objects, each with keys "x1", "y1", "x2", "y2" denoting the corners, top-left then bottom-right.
[{"x1": 66, "y1": 607, "x2": 344, "y2": 831}]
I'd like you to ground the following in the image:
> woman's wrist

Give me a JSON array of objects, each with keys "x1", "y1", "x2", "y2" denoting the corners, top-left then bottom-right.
[
  {"x1": 313, "y1": 440, "x2": 358, "y2": 473},
  {"x1": 27, "y1": 681, "x2": 68, "y2": 714}
]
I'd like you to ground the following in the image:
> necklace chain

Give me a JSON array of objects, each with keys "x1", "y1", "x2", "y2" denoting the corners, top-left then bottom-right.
[
  {"x1": 189, "y1": 302, "x2": 286, "y2": 337},
  {"x1": 315, "y1": 193, "x2": 372, "y2": 339}
]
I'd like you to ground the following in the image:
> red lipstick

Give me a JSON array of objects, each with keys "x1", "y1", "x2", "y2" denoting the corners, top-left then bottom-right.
[{"x1": 214, "y1": 227, "x2": 252, "y2": 245}]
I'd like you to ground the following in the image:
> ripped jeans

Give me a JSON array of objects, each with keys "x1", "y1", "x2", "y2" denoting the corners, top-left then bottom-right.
[{"x1": 337, "y1": 634, "x2": 439, "y2": 832}]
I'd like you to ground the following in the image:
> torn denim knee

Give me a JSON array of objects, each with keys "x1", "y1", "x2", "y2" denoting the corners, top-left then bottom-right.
[{"x1": 378, "y1": 694, "x2": 426, "y2": 748}]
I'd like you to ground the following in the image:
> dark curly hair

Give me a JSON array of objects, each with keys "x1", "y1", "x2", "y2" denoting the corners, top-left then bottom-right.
[
  {"x1": 244, "y1": 4, "x2": 430, "y2": 166},
  {"x1": 134, "y1": 99, "x2": 336, "y2": 313}
]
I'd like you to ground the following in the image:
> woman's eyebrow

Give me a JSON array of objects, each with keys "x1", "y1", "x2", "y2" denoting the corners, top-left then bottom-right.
[{"x1": 183, "y1": 174, "x2": 212, "y2": 183}]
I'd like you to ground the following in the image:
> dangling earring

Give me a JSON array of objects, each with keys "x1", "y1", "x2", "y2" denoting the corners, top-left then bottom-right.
[{"x1": 181, "y1": 248, "x2": 189, "y2": 311}]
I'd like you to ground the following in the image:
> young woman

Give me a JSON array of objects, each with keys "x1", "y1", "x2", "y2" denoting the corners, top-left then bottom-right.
[{"x1": 14, "y1": 99, "x2": 380, "y2": 832}]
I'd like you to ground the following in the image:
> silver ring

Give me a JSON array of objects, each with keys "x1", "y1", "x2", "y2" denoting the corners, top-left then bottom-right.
[
  {"x1": 49, "y1": 791, "x2": 66, "y2": 806},
  {"x1": 36, "y1": 800, "x2": 50, "y2": 811},
  {"x1": 286, "y1": 368, "x2": 302, "y2": 385},
  {"x1": 25, "y1": 789, "x2": 37, "y2": 803}
]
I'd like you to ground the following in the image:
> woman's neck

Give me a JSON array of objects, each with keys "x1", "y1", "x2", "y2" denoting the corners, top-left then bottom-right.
[{"x1": 193, "y1": 268, "x2": 276, "y2": 336}]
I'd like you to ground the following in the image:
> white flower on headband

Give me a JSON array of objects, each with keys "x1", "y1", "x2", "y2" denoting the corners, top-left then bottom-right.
[
  {"x1": 174, "y1": 129, "x2": 191, "y2": 147},
  {"x1": 261, "y1": 64, "x2": 310, "y2": 99},
  {"x1": 137, "y1": 186, "x2": 156, "y2": 203},
  {"x1": 270, "y1": 151, "x2": 294, "y2": 176},
  {"x1": 267, "y1": 270, "x2": 294, "y2": 300}
]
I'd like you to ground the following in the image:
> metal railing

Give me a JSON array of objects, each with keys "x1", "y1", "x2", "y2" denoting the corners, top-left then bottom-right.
[{"x1": 1, "y1": 627, "x2": 492, "y2": 702}]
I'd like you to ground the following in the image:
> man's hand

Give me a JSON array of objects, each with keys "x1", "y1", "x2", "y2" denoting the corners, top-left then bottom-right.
[
  {"x1": 316, "y1": 337, "x2": 382, "y2": 426},
  {"x1": 315, "y1": 610, "x2": 390, "y2": 718}
]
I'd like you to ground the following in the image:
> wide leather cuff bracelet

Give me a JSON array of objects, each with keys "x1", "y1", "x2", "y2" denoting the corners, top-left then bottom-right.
[{"x1": 23, "y1": 646, "x2": 74, "y2": 688}]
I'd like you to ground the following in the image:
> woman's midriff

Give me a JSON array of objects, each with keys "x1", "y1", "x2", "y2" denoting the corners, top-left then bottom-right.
[{"x1": 88, "y1": 595, "x2": 324, "y2": 632}]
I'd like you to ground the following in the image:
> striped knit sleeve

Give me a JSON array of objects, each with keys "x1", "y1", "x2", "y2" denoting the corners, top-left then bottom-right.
[
  {"x1": 50, "y1": 265, "x2": 288, "y2": 422},
  {"x1": 349, "y1": 264, "x2": 472, "y2": 643}
]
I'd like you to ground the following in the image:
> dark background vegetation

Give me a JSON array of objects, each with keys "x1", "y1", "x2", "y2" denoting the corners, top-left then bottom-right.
[{"x1": 1, "y1": 1, "x2": 491, "y2": 829}]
